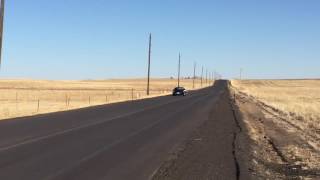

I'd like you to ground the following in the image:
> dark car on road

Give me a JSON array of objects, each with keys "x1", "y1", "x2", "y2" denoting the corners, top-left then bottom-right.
[{"x1": 172, "y1": 87, "x2": 187, "y2": 96}]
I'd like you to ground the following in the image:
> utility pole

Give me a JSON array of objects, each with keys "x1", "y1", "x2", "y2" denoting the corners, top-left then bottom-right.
[
  {"x1": 201, "y1": 66, "x2": 203, "y2": 87},
  {"x1": 177, "y1": 53, "x2": 181, "y2": 87},
  {"x1": 146, "y1": 33, "x2": 152, "y2": 95},
  {"x1": 212, "y1": 72, "x2": 214, "y2": 83},
  {"x1": 205, "y1": 69, "x2": 208, "y2": 85},
  {"x1": 0, "y1": 0, "x2": 5, "y2": 68},
  {"x1": 192, "y1": 62, "x2": 196, "y2": 89},
  {"x1": 240, "y1": 68, "x2": 243, "y2": 80}
]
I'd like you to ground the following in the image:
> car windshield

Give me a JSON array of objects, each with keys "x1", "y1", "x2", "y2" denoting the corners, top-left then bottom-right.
[{"x1": 175, "y1": 87, "x2": 185, "y2": 91}]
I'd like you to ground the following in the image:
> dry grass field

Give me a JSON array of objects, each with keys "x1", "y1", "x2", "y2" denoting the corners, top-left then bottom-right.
[
  {"x1": 231, "y1": 79, "x2": 320, "y2": 130},
  {"x1": 0, "y1": 78, "x2": 212, "y2": 120}
]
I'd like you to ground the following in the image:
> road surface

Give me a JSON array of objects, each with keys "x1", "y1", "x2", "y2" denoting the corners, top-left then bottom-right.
[{"x1": 0, "y1": 80, "x2": 241, "y2": 180}]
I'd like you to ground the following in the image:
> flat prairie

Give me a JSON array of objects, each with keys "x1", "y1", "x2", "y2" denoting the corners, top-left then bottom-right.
[
  {"x1": 0, "y1": 78, "x2": 211, "y2": 120},
  {"x1": 232, "y1": 79, "x2": 320, "y2": 129},
  {"x1": 231, "y1": 80, "x2": 320, "y2": 178}
]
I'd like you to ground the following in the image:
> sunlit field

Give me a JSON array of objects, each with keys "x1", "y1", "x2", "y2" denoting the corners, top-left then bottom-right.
[
  {"x1": 232, "y1": 80, "x2": 320, "y2": 130},
  {"x1": 0, "y1": 78, "x2": 212, "y2": 120}
]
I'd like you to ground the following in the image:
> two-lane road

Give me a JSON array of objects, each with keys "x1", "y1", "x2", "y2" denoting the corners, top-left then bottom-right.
[{"x1": 0, "y1": 80, "x2": 236, "y2": 180}]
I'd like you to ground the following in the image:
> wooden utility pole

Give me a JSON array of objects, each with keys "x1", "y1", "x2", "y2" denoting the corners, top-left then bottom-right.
[
  {"x1": 205, "y1": 69, "x2": 208, "y2": 85},
  {"x1": 177, "y1": 53, "x2": 181, "y2": 87},
  {"x1": 193, "y1": 62, "x2": 196, "y2": 89},
  {"x1": 201, "y1": 66, "x2": 203, "y2": 87},
  {"x1": 212, "y1": 71, "x2": 214, "y2": 84},
  {"x1": 147, "y1": 33, "x2": 152, "y2": 95},
  {"x1": 0, "y1": 0, "x2": 5, "y2": 68},
  {"x1": 211, "y1": 72, "x2": 213, "y2": 84}
]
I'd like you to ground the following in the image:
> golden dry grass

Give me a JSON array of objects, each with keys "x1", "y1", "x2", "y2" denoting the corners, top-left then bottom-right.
[
  {"x1": 231, "y1": 79, "x2": 320, "y2": 129},
  {"x1": 0, "y1": 78, "x2": 212, "y2": 120}
]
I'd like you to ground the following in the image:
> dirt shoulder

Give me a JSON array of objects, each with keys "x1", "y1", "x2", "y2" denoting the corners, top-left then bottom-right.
[
  {"x1": 231, "y1": 86, "x2": 320, "y2": 179},
  {"x1": 152, "y1": 85, "x2": 250, "y2": 180}
]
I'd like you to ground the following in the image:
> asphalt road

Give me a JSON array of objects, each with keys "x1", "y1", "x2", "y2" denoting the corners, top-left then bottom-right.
[{"x1": 0, "y1": 80, "x2": 236, "y2": 180}]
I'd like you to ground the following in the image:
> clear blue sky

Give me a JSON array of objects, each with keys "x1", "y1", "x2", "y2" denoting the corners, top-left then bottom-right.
[{"x1": 1, "y1": 0, "x2": 319, "y2": 79}]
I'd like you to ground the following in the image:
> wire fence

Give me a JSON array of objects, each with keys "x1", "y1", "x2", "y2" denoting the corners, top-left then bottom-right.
[
  {"x1": 0, "y1": 78, "x2": 215, "y2": 120},
  {"x1": 0, "y1": 88, "x2": 172, "y2": 120}
]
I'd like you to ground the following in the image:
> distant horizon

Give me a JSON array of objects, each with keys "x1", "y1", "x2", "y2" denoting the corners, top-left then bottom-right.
[{"x1": 0, "y1": 76, "x2": 319, "y2": 81}]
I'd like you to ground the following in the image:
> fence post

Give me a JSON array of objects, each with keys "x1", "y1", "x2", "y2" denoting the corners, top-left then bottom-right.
[
  {"x1": 16, "y1": 92, "x2": 18, "y2": 111},
  {"x1": 131, "y1": 88, "x2": 134, "y2": 101},
  {"x1": 37, "y1": 99, "x2": 40, "y2": 112},
  {"x1": 65, "y1": 94, "x2": 68, "y2": 107}
]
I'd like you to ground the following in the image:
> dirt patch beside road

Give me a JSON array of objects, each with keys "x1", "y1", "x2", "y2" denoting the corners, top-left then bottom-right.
[{"x1": 231, "y1": 87, "x2": 320, "y2": 179}]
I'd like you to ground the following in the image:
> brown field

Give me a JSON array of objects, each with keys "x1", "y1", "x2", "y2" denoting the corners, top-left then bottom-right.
[
  {"x1": 0, "y1": 78, "x2": 212, "y2": 120},
  {"x1": 231, "y1": 79, "x2": 320, "y2": 131}
]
